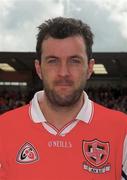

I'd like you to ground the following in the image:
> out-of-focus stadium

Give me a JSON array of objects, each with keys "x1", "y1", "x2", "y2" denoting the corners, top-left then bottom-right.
[{"x1": 0, "y1": 51, "x2": 127, "y2": 114}]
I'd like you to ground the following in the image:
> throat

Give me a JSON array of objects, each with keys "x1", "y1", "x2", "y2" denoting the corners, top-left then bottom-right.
[{"x1": 39, "y1": 93, "x2": 84, "y2": 130}]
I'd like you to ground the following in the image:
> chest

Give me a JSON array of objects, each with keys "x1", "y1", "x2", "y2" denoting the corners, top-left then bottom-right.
[{"x1": 3, "y1": 121, "x2": 123, "y2": 180}]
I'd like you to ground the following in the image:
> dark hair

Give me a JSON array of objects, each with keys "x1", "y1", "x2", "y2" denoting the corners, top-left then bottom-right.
[{"x1": 36, "y1": 17, "x2": 94, "y2": 61}]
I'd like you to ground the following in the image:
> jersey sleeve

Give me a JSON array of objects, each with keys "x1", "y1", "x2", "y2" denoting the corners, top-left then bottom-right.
[
  {"x1": 122, "y1": 135, "x2": 127, "y2": 180},
  {"x1": 0, "y1": 135, "x2": 7, "y2": 179}
]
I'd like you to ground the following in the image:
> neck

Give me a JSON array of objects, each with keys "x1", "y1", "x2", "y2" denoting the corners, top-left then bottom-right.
[{"x1": 39, "y1": 92, "x2": 84, "y2": 130}]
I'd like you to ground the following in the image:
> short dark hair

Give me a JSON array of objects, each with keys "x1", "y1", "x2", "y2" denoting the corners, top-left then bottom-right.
[{"x1": 36, "y1": 17, "x2": 94, "y2": 61}]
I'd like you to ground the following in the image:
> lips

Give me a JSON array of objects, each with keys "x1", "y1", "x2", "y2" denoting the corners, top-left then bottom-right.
[
  {"x1": 56, "y1": 83, "x2": 72, "y2": 86},
  {"x1": 55, "y1": 80, "x2": 73, "y2": 86}
]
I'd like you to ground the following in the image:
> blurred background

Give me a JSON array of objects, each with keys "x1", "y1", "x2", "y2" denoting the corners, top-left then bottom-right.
[{"x1": 0, "y1": 0, "x2": 127, "y2": 114}]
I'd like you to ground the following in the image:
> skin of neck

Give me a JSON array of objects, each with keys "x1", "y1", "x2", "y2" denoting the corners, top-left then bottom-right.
[{"x1": 38, "y1": 92, "x2": 84, "y2": 130}]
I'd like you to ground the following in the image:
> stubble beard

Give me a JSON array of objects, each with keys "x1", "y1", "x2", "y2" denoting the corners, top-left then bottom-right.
[{"x1": 43, "y1": 80, "x2": 86, "y2": 107}]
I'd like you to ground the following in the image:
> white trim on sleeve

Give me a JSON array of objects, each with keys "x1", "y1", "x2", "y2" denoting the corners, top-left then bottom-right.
[{"x1": 122, "y1": 135, "x2": 127, "y2": 180}]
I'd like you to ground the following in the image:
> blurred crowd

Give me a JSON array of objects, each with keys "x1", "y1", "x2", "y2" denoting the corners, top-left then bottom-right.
[
  {"x1": 0, "y1": 90, "x2": 27, "y2": 114},
  {"x1": 86, "y1": 86, "x2": 127, "y2": 114},
  {"x1": 0, "y1": 86, "x2": 127, "y2": 114}
]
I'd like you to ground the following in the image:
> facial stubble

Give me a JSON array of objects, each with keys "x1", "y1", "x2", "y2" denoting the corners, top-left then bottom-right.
[{"x1": 43, "y1": 77, "x2": 87, "y2": 107}]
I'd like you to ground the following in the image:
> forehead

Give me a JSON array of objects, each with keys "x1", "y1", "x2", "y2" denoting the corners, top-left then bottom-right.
[{"x1": 41, "y1": 36, "x2": 87, "y2": 55}]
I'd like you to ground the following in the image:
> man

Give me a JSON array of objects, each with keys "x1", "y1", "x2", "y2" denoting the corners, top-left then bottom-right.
[{"x1": 0, "y1": 17, "x2": 127, "y2": 180}]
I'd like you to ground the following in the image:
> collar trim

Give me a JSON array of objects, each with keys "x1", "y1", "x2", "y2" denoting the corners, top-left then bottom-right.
[{"x1": 30, "y1": 90, "x2": 93, "y2": 124}]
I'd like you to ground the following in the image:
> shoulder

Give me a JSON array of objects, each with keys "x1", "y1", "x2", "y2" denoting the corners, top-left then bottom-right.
[
  {"x1": 93, "y1": 102, "x2": 127, "y2": 126},
  {"x1": 0, "y1": 104, "x2": 30, "y2": 127},
  {"x1": 93, "y1": 101, "x2": 127, "y2": 116}
]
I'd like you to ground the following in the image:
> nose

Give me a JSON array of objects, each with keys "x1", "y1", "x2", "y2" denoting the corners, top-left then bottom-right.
[{"x1": 58, "y1": 63, "x2": 70, "y2": 77}]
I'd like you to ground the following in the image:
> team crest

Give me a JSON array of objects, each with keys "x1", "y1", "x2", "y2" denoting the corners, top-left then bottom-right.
[
  {"x1": 16, "y1": 142, "x2": 39, "y2": 164},
  {"x1": 82, "y1": 139, "x2": 111, "y2": 174}
]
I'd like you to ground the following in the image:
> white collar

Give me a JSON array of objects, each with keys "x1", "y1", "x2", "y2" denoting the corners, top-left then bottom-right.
[{"x1": 30, "y1": 90, "x2": 93, "y2": 124}]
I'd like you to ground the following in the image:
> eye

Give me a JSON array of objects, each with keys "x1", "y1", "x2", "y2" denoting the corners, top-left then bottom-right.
[
  {"x1": 70, "y1": 58, "x2": 81, "y2": 64},
  {"x1": 47, "y1": 58, "x2": 58, "y2": 64}
]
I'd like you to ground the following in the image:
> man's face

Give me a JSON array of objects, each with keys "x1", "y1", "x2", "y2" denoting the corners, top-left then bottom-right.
[{"x1": 35, "y1": 36, "x2": 94, "y2": 106}]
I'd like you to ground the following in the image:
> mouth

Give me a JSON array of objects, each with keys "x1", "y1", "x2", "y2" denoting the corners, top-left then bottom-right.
[
  {"x1": 54, "y1": 82, "x2": 73, "y2": 92},
  {"x1": 56, "y1": 83, "x2": 72, "y2": 86},
  {"x1": 55, "y1": 80, "x2": 73, "y2": 87},
  {"x1": 55, "y1": 83, "x2": 73, "y2": 91}
]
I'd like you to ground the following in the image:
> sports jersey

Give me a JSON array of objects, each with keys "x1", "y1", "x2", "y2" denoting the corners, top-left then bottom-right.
[{"x1": 0, "y1": 90, "x2": 127, "y2": 180}]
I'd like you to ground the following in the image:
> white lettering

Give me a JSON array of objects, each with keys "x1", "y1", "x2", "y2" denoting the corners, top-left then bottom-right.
[
  {"x1": 48, "y1": 140, "x2": 72, "y2": 148},
  {"x1": 83, "y1": 163, "x2": 111, "y2": 174}
]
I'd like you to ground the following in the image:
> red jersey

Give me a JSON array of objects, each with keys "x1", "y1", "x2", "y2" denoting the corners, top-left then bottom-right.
[{"x1": 0, "y1": 91, "x2": 127, "y2": 180}]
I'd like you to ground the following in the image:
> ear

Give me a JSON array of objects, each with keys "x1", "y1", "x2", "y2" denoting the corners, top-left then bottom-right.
[
  {"x1": 87, "y1": 59, "x2": 95, "y2": 79},
  {"x1": 35, "y1": 59, "x2": 43, "y2": 80}
]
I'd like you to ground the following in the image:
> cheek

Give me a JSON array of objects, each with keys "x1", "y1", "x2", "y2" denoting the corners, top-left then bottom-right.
[
  {"x1": 74, "y1": 68, "x2": 88, "y2": 80},
  {"x1": 72, "y1": 72, "x2": 86, "y2": 88},
  {"x1": 42, "y1": 70, "x2": 55, "y2": 86}
]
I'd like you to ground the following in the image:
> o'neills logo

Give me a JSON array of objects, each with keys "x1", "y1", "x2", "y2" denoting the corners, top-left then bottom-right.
[
  {"x1": 48, "y1": 140, "x2": 72, "y2": 148},
  {"x1": 82, "y1": 139, "x2": 111, "y2": 174}
]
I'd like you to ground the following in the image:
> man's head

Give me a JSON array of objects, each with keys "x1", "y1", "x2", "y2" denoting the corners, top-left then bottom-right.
[
  {"x1": 36, "y1": 17, "x2": 94, "y2": 62},
  {"x1": 35, "y1": 17, "x2": 95, "y2": 107}
]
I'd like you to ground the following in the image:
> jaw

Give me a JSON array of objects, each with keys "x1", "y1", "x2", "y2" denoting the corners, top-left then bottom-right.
[{"x1": 45, "y1": 85, "x2": 83, "y2": 107}]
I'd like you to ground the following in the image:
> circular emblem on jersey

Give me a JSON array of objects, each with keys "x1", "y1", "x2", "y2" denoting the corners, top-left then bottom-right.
[
  {"x1": 16, "y1": 142, "x2": 39, "y2": 164},
  {"x1": 82, "y1": 139, "x2": 111, "y2": 174}
]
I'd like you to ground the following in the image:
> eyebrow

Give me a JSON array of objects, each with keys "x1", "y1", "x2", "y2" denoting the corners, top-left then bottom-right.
[
  {"x1": 44, "y1": 55, "x2": 58, "y2": 60},
  {"x1": 69, "y1": 55, "x2": 83, "y2": 59},
  {"x1": 44, "y1": 55, "x2": 83, "y2": 60}
]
